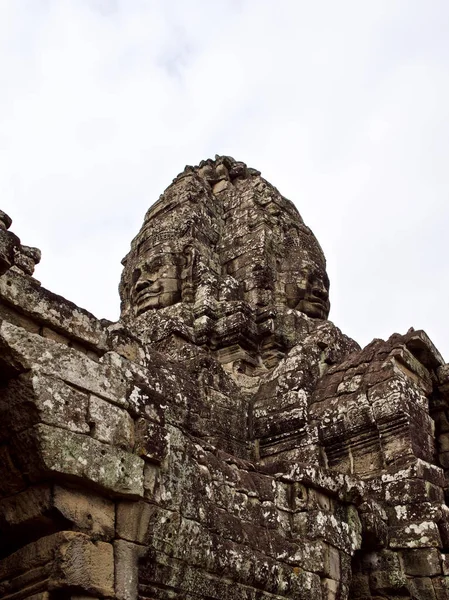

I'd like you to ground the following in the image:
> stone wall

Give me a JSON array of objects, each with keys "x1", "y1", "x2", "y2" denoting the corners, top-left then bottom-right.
[
  {"x1": 0, "y1": 266, "x2": 362, "y2": 600},
  {"x1": 1, "y1": 157, "x2": 449, "y2": 600}
]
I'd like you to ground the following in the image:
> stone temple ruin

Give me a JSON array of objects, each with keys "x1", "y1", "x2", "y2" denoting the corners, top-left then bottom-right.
[{"x1": 1, "y1": 156, "x2": 449, "y2": 600}]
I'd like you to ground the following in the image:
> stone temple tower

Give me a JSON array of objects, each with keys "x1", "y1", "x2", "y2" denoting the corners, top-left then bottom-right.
[
  {"x1": 120, "y1": 155, "x2": 331, "y2": 368},
  {"x1": 0, "y1": 157, "x2": 449, "y2": 600}
]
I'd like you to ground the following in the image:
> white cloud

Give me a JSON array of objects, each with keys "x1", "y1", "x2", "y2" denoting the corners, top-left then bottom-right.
[{"x1": 1, "y1": 0, "x2": 449, "y2": 359}]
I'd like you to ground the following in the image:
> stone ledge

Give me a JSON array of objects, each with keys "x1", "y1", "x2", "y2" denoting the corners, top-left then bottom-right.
[
  {"x1": 0, "y1": 321, "x2": 128, "y2": 406},
  {"x1": 15, "y1": 424, "x2": 144, "y2": 498},
  {"x1": 0, "y1": 270, "x2": 109, "y2": 352}
]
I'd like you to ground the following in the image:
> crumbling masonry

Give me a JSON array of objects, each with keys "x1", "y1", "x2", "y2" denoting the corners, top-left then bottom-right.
[{"x1": 1, "y1": 156, "x2": 449, "y2": 600}]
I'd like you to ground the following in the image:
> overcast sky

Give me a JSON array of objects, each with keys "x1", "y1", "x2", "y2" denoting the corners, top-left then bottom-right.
[{"x1": 1, "y1": 0, "x2": 449, "y2": 360}]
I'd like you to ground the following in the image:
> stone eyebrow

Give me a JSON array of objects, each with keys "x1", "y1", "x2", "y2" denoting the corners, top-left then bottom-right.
[{"x1": 144, "y1": 256, "x2": 165, "y2": 270}]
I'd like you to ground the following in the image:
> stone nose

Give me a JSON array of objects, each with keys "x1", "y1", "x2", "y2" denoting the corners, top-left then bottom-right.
[
  {"x1": 135, "y1": 271, "x2": 156, "y2": 291},
  {"x1": 311, "y1": 280, "x2": 328, "y2": 298}
]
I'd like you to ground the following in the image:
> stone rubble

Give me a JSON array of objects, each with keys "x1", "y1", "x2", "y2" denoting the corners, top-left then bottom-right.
[{"x1": 0, "y1": 156, "x2": 448, "y2": 600}]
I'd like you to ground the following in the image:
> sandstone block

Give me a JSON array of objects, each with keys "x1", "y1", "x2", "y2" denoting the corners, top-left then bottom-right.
[
  {"x1": 16, "y1": 424, "x2": 144, "y2": 497},
  {"x1": 0, "y1": 484, "x2": 114, "y2": 542},
  {"x1": 381, "y1": 458, "x2": 445, "y2": 487},
  {"x1": 54, "y1": 486, "x2": 115, "y2": 539},
  {"x1": 0, "y1": 532, "x2": 113, "y2": 597},
  {"x1": 286, "y1": 568, "x2": 322, "y2": 600},
  {"x1": 389, "y1": 502, "x2": 446, "y2": 525},
  {"x1": 0, "y1": 270, "x2": 108, "y2": 350},
  {"x1": 0, "y1": 322, "x2": 127, "y2": 406},
  {"x1": 283, "y1": 539, "x2": 326, "y2": 573},
  {"x1": 439, "y1": 432, "x2": 449, "y2": 453},
  {"x1": 368, "y1": 569, "x2": 408, "y2": 595},
  {"x1": 433, "y1": 576, "x2": 449, "y2": 600},
  {"x1": 434, "y1": 410, "x2": 449, "y2": 433},
  {"x1": 439, "y1": 451, "x2": 449, "y2": 468},
  {"x1": 293, "y1": 508, "x2": 362, "y2": 554},
  {"x1": 31, "y1": 373, "x2": 90, "y2": 434},
  {"x1": 116, "y1": 500, "x2": 155, "y2": 543},
  {"x1": 88, "y1": 395, "x2": 134, "y2": 449},
  {"x1": 114, "y1": 539, "x2": 145, "y2": 600},
  {"x1": 0, "y1": 484, "x2": 51, "y2": 529},
  {"x1": 134, "y1": 418, "x2": 167, "y2": 463},
  {"x1": 442, "y1": 554, "x2": 449, "y2": 576},
  {"x1": 401, "y1": 548, "x2": 442, "y2": 576},
  {"x1": 385, "y1": 478, "x2": 444, "y2": 505},
  {"x1": 389, "y1": 521, "x2": 442, "y2": 549},
  {"x1": 0, "y1": 303, "x2": 41, "y2": 334},
  {"x1": 52, "y1": 534, "x2": 114, "y2": 597},
  {"x1": 321, "y1": 577, "x2": 338, "y2": 600},
  {"x1": 408, "y1": 576, "x2": 438, "y2": 600},
  {"x1": 143, "y1": 463, "x2": 160, "y2": 499},
  {"x1": 0, "y1": 532, "x2": 57, "y2": 581},
  {"x1": 323, "y1": 544, "x2": 341, "y2": 581}
]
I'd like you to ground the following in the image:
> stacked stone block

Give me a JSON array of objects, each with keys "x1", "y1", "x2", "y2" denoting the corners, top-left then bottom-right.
[{"x1": 0, "y1": 158, "x2": 448, "y2": 600}]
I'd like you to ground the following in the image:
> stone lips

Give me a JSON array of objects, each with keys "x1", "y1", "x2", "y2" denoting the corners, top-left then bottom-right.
[{"x1": 0, "y1": 159, "x2": 449, "y2": 600}]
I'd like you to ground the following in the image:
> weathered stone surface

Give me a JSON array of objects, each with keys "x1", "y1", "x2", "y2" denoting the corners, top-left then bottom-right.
[
  {"x1": 15, "y1": 424, "x2": 144, "y2": 497},
  {"x1": 116, "y1": 500, "x2": 155, "y2": 544},
  {"x1": 0, "y1": 532, "x2": 114, "y2": 598},
  {"x1": 0, "y1": 484, "x2": 114, "y2": 554},
  {"x1": 53, "y1": 485, "x2": 115, "y2": 539},
  {"x1": 119, "y1": 156, "x2": 337, "y2": 370},
  {"x1": 114, "y1": 540, "x2": 144, "y2": 600},
  {"x1": 0, "y1": 322, "x2": 127, "y2": 404},
  {"x1": 0, "y1": 213, "x2": 37, "y2": 277},
  {"x1": 88, "y1": 394, "x2": 134, "y2": 449},
  {"x1": 0, "y1": 485, "x2": 52, "y2": 529},
  {"x1": 0, "y1": 372, "x2": 91, "y2": 437},
  {"x1": 401, "y1": 547, "x2": 442, "y2": 576},
  {"x1": 1, "y1": 158, "x2": 448, "y2": 600},
  {"x1": 0, "y1": 269, "x2": 108, "y2": 351},
  {"x1": 0, "y1": 444, "x2": 26, "y2": 497}
]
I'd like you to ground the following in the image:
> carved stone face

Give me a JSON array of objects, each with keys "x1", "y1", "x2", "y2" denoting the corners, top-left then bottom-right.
[
  {"x1": 120, "y1": 156, "x2": 332, "y2": 359},
  {"x1": 131, "y1": 253, "x2": 181, "y2": 315},
  {"x1": 285, "y1": 265, "x2": 330, "y2": 319}
]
